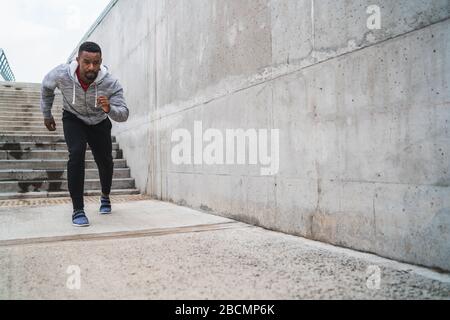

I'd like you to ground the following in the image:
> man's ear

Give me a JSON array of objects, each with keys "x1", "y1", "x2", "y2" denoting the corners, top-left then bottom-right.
[{"x1": 76, "y1": 56, "x2": 80, "y2": 64}]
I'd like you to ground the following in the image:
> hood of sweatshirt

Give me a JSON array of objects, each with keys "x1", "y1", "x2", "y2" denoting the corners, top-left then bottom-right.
[
  {"x1": 40, "y1": 61, "x2": 129, "y2": 125},
  {"x1": 68, "y1": 60, "x2": 109, "y2": 108}
]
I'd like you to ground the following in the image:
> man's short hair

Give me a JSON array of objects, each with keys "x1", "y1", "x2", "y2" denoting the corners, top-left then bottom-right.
[{"x1": 78, "y1": 42, "x2": 102, "y2": 56}]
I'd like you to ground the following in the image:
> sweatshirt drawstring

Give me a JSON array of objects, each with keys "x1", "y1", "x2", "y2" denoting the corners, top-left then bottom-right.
[
  {"x1": 94, "y1": 83, "x2": 98, "y2": 108},
  {"x1": 72, "y1": 80, "x2": 76, "y2": 105}
]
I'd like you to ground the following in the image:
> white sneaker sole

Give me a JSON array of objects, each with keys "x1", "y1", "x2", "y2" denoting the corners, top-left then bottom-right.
[{"x1": 72, "y1": 223, "x2": 90, "y2": 227}]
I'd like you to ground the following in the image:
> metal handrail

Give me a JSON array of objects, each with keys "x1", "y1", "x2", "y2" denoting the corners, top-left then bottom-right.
[{"x1": 0, "y1": 48, "x2": 15, "y2": 81}]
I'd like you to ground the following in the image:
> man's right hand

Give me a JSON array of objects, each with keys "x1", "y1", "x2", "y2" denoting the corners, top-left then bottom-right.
[{"x1": 44, "y1": 117, "x2": 56, "y2": 132}]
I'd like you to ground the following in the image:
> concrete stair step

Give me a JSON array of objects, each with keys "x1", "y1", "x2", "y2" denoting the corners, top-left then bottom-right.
[
  {"x1": 0, "y1": 101, "x2": 62, "y2": 106},
  {"x1": 0, "y1": 168, "x2": 131, "y2": 181},
  {"x1": 0, "y1": 85, "x2": 41, "y2": 90},
  {"x1": 0, "y1": 105, "x2": 63, "y2": 112},
  {"x1": 0, "y1": 93, "x2": 43, "y2": 97},
  {"x1": 1, "y1": 131, "x2": 67, "y2": 136},
  {"x1": 0, "y1": 121, "x2": 63, "y2": 126},
  {"x1": 0, "y1": 117, "x2": 62, "y2": 122},
  {"x1": 0, "y1": 188, "x2": 140, "y2": 200},
  {"x1": 0, "y1": 106, "x2": 62, "y2": 111},
  {"x1": 0, "y1": 97, "x2": 51, "y2": 101},
  {"x1": 0, "y1": 91, "x2": 47, "y2": 95},
  {"x1": 0, "y1": 126, "x2": 64, "y2": 132},
  {"x1": 0, "y1": 86, "x2": 42, "y2": 89},
  {"x1": 0, "y1": 100, "x2": 62, "y2": 103},
  {"x1": 0, "y1": 89, "x2": 42, "y2": 93},
  {"x1": 0, "y1": 130, "x2": 65, "y2": 135},
  {"x1": 0, "y1": 94, "x2": 42, "y2": 98},
  {"x1": 0, "y1": 134, "x2": 66, "y2": 143},
  {"x1": 0, "y1": 107, "x2": 58, "y2": 112},
  {"x1": 0, "y1": 105, "x2": 62, "y2": 108},
  {"x1": 0, "y1": 142, "x2": 121, "y2": 151},
  {"x1": 0, "y1": 149, "x2": 123, "y2": 160},
  {"x1": 0, "y1": 112, "x2": 63, "y2": 117},
  {"x1": 0, "y1": 134, "x2": 117, "y2": 143},
  {"x1": 0, "y1": 105, "x2": 49, "y2": 108},
  {"x1": 0, "y1": 112, "x2": 63, "y2": 118},
  {"x1": 0, "y1": 118, "x2": 63, "y2": 124},
  {"x1": 0, "y1": 107, "x2": 62, "y2": 113},
  {"x1": 0, "y1": 103, "x2": 48, "y2": 108},
  {"x1": 0, "y1": 113, "x2": 60, "y2": 118},
  {"x1": 1, "y1": 81, "x2": 41, "y2": 88},
  {"x1": 0, "y1": 105, "x2": 62, "y2": 109},
  {"x1": 0, "y1": 159, "x2": 127, "y2": 170},
  {"x1": 0, "y1": 97, "x2": 62, "y2": 101},
  {"x1": 0, "y1": 92, "x2": 43, "y2": 96},
  {"x1": 0, "y1": 96, "x2": 43, "y2": 99},
  {"x1": 0, "y1": 95, "x2": 61, "y2": 99},
  {"x1": 0, "y1": 86, "x2": 41, "y2": 91},
  {"x1": 0, "y1": 88, "x2": 51, "y2": 92},
  {"x1": 0, "y1": 178, "x2": 135, "y2": 193},
  {"x1": 0, "y1": 98, "x2": 44, "y2": 103},
  {"x1": 0, "y1": 102, "x2": 62, "y2": 108}
]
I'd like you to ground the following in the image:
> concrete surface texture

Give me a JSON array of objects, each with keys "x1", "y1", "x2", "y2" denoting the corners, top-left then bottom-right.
[
  {"x1": 0, "y1": 200, "x2": 449, "y2": 300},
  {"x1": 71, "y1": 1, "x2": 450, "y2": 271}
]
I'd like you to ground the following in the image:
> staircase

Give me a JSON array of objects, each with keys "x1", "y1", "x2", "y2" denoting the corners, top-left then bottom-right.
[{"x1": 0, "y1": 81, "x2": 140, "y2": 200}]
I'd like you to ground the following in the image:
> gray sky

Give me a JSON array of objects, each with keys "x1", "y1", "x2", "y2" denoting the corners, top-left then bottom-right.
[{"x1": 0, "y1": 0, "x2": 111, "y2": 83}]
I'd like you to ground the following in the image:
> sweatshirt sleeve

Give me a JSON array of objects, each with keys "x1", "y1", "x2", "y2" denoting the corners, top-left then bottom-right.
[
  {"x1": 107, "y1": 80, "x2": 129, "y2": 123},
  {"x1": 40, "y1": 64, "x2": 62, "y2": 120}
]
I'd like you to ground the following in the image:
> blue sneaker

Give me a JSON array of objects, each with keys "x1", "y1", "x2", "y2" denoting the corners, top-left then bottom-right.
[
  {"x1": 72, "y1": 210, "x2": 90, "y2": 227},
  {"x1": 99, "y1": 195, "x2": 112, "y2": 214}
]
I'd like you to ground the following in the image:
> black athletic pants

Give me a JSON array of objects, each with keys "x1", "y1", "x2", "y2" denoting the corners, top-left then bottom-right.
[{"x1": 62, "y1": 110, "x2": 114, "y2": 211}]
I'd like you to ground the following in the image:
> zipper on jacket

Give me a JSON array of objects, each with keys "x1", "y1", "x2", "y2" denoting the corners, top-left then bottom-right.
[{"x1": 84, "y1": 89, "x2": 90, "y2": 121}]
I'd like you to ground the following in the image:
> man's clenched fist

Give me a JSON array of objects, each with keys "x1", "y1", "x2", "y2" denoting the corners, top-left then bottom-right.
[
  {"x1": 97, "y1": 96, "x2": 111, "y2": 114},
  {"x1": 44, "y1": 117, "x2": 56, "y2": 131}
]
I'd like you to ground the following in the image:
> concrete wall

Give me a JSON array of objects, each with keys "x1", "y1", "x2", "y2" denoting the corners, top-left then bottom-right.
[{"x1": 73, "y1": 0, "x2": 450, "y2": 271}]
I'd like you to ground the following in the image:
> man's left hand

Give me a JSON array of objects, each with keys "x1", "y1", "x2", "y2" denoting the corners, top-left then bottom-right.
[{"x1": 97, "y1": 96, "x2": 111, "y2": 113}]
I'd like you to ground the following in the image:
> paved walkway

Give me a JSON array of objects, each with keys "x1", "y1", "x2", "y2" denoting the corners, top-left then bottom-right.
[{"x1": 0, "y1": 198, "x2": 449, "y2": 299}]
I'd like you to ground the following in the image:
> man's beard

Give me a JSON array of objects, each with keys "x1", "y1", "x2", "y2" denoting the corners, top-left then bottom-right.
[{"x1": 85, "y1": 71, "x2": 98, "y2": 81}]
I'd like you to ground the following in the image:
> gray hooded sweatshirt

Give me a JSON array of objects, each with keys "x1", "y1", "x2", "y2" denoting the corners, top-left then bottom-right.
[{"x1": 40, "y1": 60, "x2": 129, "y2": 125}]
